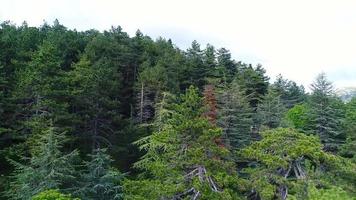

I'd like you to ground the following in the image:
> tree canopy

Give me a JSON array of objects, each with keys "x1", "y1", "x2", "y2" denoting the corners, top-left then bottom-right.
[{"x1": 0, "y1": 20, "x2": 354, "y2": 200}]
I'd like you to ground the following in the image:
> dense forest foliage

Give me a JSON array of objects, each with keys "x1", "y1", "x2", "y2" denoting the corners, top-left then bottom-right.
[{"x1": 0, "y1": 20, "x2": 355, "y2": 200}]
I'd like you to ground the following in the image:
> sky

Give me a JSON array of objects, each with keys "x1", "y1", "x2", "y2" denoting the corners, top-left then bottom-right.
[{"x1": 1, "y1": 0, "x2": 356, "y2": 90}]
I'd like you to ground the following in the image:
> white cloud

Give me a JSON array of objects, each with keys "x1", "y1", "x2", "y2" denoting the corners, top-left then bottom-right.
[{"x1": 1, "y1": 0, "x2": 356, "y2": 89}]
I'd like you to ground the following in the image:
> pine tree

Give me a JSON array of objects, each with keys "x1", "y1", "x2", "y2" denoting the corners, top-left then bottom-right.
[
  {"x1": 124, "y1": 86, "x2": 240, "y2": 199},
  {"x1": 66, "y1": 55, "x2": 121, "y2": 150},
  {"x1": 6, "y1": 125, "x2": 79, "y2": 200},
  {"x1": 236, "y1": 64, "x2": 269, "y2": 109},
  {"x1": 32, "y1": 189, "x2": 79, "y2": 200},
  {"x1": 217, "y1": 80, "x2": 254, "y2": 149},
  {"x1": 340, "y1": 98, "x2": 356, "y2": 162},
  {"x1": 0, "y1": 64, "x2": 8, "y2": 134},
  {"x1": 309, "y1": 73, "x2": 344, "y2": 150},
  {"x1": 257, "y1": 87, "x2": 286, "y2": 129},
  {"x1": 135, "y1": 61, "x2": 168, "y2": 123},
  {"x1": 217, "y1": 48, "x2": 236, "y2": 82},
  {"x1": 184, "y1": 40, "x2": 207, "y2": 89},
  {"x1": 12, "y1": 40, "x2": 72, "y2": 148},
  {"x1": 272, "y1": 74, "x2": 305, "y2": 108},
  {"x1": 78, "y1": 148, "x2": 124, "y2": 200},
  {"x1": 203, "y1": 44, "x2": 217, "y2": 79},
  {"x1": 240, "y1": 128, "x2": 349, "y2": 200}
]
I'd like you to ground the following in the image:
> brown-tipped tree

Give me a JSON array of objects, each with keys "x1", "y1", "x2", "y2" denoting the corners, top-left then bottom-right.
[
  {"x1": 124, "y1": 86, "x2": 241, "y2": 199},
  {"x1": 203, "y1": 84, "x2": 218, "y2": 125}
]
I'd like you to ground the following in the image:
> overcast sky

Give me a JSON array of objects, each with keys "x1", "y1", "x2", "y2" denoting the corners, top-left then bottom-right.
[{"x1": 1, "y1": 0, "x2": 356, "y2": 89}]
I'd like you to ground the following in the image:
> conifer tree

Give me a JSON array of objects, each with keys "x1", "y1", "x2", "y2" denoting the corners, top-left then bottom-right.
[
  {"x1": 0, "y1": 64, "x2": 8, "y2": 134},
  {"x1": 124, "y1": 86, "x2": 240, "y2": 199},
  {"x1": 340, "y1": 98, "x2": 356, "y2": 162},
  {"x1": 236, "y1": 64, "x2": 269, "y2": 109},
  {"x1": 1, "y1": 21, "x2": 356, "y2": 200},
  {"x1": 257, "y1": 88, "x2": 286, "y2": 129},
  {"x1": 135, "y1": 61, "x2": 168, "y2": 123},
  {"x1": 217, "y1": 80, "x2": 254, "y2": 149},
  {"x1": 240, "y1": 128, "x2": 350, "y2": 200},
  {"x1": 12, "y1": 40, "x2": 72, "y2": 147},
  {"x1": 184, "y1": 41, "x2": 207, "y2": 89},
  {"x1": 32, "y1": 189, "x2": 79, "y2": 200},
  {"x1": 272, "y1": 74, "x2": 305, "y2": 108},
  {"x1": 216, "y1": 48, "x2": 236, "y2": 82},
  {"x1": 66, "y1": 55, "x2": 121, "y2": 150},
  {"x1": 309, "y1": 73, "x2": 344, "y2": 150},
  {"x1": 203, "y1": 44, "x2": 217, "y2": 79},
  {"x1": 78, "y1": 148, "x2": 123, "y2": 200},
  {"x1": 6, "y1": 125, "x2": 79, "y2": 200}
]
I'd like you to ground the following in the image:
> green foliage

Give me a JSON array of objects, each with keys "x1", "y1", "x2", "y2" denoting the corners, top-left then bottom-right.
[
  {"x1": 66, "y1": 54, "x2": 121, "y2": 149},
  {"x1": 272, "y1": 74, "x2": 306, "y2": 109},
  {"x1": 285, "y1": 104, "x2": 310, "y2": 131},
  {"x1": 216, "y1": 48, "x2": 236, "y2": 82},
  {"x1": 257, "y1": 88, "x2": 286, "y2": 129},
  {"x1": 1, "y1": 20, "x2": 355, "y2": 200},
  {"x1": 6, "y1": 126, "x2": 79, "y2": 200},
  {"x1": 135, "y1": 62, "x2": 168, "y2": 123},
  {"x1": 183, "y1": 41, "x2": 207, "y2": 89},
  {"x1": 217, "y1": 79, "x2": 254, "y2": 149},
  {"x1": 308, "y1": 73, "x2": 345, "y2": 150},
  {"x1": 239, "y1": 128, "x2": 344, "y2": 199},
  {"x1": 340, "y1": 98, "x2": 356, "y2": 162},
  {"x1": 307, "y1": 184, "x2": 355, "y2": 200},
  {"x1": 236, "y1": 64, "x2": 269, "y2": 109},
  {"x1": 32, "y1": 190, "x2": 79, "y2": 200},
  {"x1": 125, "y1": 86, "x2": 240, "y2": 199},
  {"x1": 240, "y1": 128, "x2": 329, "y2": 169},
  {"x1": 11, "y1": 38, "x2": 73, "y2": 156},
  {"x1": 77, "y1": 148, "x2": 123, "y2": 200}
]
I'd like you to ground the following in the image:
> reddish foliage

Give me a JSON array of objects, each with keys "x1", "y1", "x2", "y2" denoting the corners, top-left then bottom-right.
[
  {"x1": 203, "y1": 85, "x2": 218, "y2": 125},
  {"x1": 203, "y1": 85, "x2": 225, "y2": 148},
  {"x1": 214, "y1": 137, "x2": 225, "y2": 148}
]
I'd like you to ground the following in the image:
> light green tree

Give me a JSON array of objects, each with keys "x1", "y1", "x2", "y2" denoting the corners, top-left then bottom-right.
[
  {"x1": 239, "y1": 128, "x2": 350, "y2": 200},
  {"x1": 309, "y1": 73, "x2": 345, "y2": 151},
  {"x1": 78, "y1": 148, "x2": 123, "y2": 200},
  {"x1": 257, "y1": 88, "x2": 286, "y2": 129},
  {"x1": 32, "y1": 190, "x2": 79, "y2": 200},
  {"x1": 6, "y1": 126, "x2": 79, "y2": 200},
  {"x1": 124, "y1": 86, "x2": 241, "y2": 199},
  {"x1": 217, "y1": 80, "x2": 254, "y2": 149}
]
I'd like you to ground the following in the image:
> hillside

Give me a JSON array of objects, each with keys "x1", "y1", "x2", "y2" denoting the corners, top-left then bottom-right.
[{"x1": 0, "y1": 21, "x2": 355, "y2": 200}]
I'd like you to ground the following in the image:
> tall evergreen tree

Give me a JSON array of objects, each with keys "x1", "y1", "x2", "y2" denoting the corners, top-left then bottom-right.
[
  {"x1": 0, "y1": 64, "x2": 8, "y2": 134},
  {"x1": 272, "y1": 74, "x2": 305, "y2": 108},
  {"x1": 183, "y1": 40, "x2": 207, "y2": 89},
  {"x1": 309, "y1": 73, "x2": 344, "y2": 150},
  {"x1": 124, "y1": 87, "x2": 240, "y2": 199},
  {"x1": 203, "y1": 44, "x2": 218, "y2": 81},
  {"x1": 6, "y1": 125, "x2": 79, "y2": 200},
  {"x1": 12, "y1": 40, "x2": 72, "y2": 151},
  {"x1": 340, "y1": 98, "x2": 356, "y2": 162},
  {"x1": 135, "y1": 61, "x2": 168, "y2": 123},
  {"x1": 216, "y1": 48, "x2": 236, "y2": 82},
  {"x1": 217, "y1": 80, "x2": 254, "y2": 149},
  {"x1": 236, "y1": 64, "x2": 269, "y2": 109},
  {"x1": 66, "y1": 55, "x2": 121, "y2": 151},
  {"x1": 257, "y1": 88, "x2": 286, "y2": 129},
  {"x1": 78, "y1": 148, "x2": 124, "y2": 200}
]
